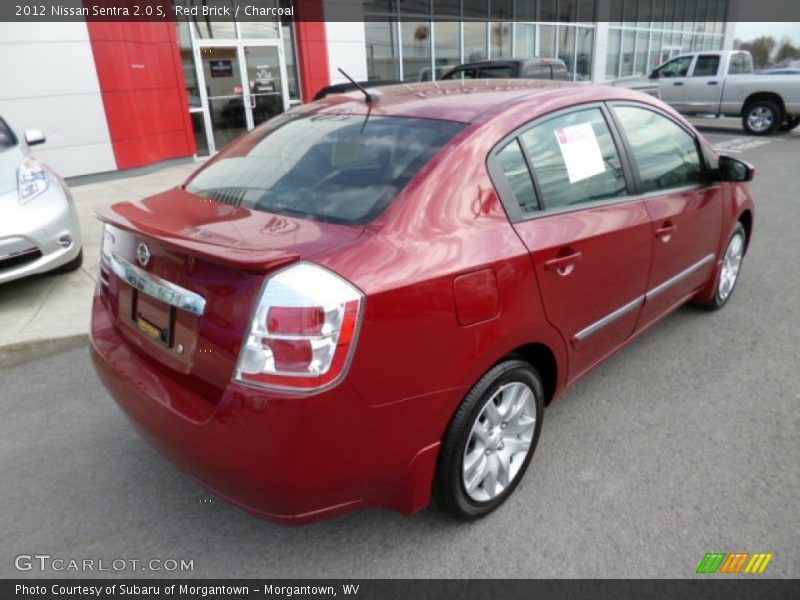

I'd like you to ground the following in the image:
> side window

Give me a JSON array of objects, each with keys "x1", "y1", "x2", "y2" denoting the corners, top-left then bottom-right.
[
  {"x1": 655, "y1": 56, "x2": 692, "y2": 78},
  {"x1": 692, "y1": 55, "x2": 720, "y2": 77},
  {"x1": 613, "y1": 105, "x2": 705, "y2": 193},
  {"x1": 443, "y1": 67, "x2": 477, "y2": 80},
  {"x1": 525, "y1": 65, "x2": 550, "y2": 79},
  {"x1": 495, "y1": 140, "x2": 539, "y2": 214},
  {"x1": 479, "y1": 66, "x2": 514, "y2": 78},
  {"x1": 550, "y1": 64, "x2": 570, "y2": 80},
  {"x1": 728, "y1": 53, "x2": 752, "y2": 75},
  {"x1": 519, "y1": 108, "x2": 627, "y2": 210}
]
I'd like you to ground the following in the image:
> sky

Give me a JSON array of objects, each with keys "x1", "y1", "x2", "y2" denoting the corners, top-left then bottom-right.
[{"x1": 733, "y1": 22, "x2": 800, "y2": 45}]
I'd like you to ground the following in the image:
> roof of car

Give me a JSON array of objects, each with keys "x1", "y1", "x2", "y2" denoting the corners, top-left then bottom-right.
[{"x1": 299, "y1": 79, "x2": 647, "y2": 124}]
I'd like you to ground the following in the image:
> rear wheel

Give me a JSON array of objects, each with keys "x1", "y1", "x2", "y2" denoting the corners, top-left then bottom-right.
[
  {"x1": 434, "y1": 359, "x2": 544, "y2": 520},
  {"x1": 701, "y1": 223, "x2": 746, "y2": 311},
  {"x1": 779, "y1": 116, "x2": 800, "y2": 132},
  {"x1": 742, "y1": 100, "x2": 782, "y2": 135}
]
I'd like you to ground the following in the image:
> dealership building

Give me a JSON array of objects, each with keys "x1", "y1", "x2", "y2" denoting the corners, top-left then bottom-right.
[{"x1": 0, "y1": 0, "x2": 735, "y2": 178}]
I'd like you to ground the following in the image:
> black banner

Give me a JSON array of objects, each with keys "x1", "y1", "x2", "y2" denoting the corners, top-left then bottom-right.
[
  {"x1": 4, "y1": 580, "x2": 800, "y2": 600},
  {"x1": 2, "y1": 0, "x2": 800, "y2": 22}
]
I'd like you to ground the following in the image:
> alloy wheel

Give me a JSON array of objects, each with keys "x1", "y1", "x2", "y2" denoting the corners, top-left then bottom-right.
[
  {"x1": 718, "y1": 231, "x2": 745, "y2": 301},
  {"x1": 747, "y1": 106, "x2": 774, "y2": 133},
  {"x1": 462, "y1": 382, "x2": 537, "y2": 502}
]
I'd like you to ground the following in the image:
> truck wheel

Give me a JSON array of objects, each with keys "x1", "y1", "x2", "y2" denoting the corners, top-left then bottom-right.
[
  {"x1": 742, "y1": 100, "x2": 782, "y2": 135},
  {"x1": 779, "y1": 116, "x2": 800, "y2": 132}
]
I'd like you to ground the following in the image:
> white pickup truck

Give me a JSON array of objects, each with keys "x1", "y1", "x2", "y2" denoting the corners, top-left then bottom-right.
[{"x1": 613, "y1": 50, "x2": 800, "y2": 135}]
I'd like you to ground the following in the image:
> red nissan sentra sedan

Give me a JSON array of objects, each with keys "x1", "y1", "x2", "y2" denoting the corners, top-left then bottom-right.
[{"x1": 91, "y1": 80, "x2": 754, "y2": 524}]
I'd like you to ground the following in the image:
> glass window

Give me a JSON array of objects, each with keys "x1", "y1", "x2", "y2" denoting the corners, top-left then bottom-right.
[
  {"x1": 576, "y1": 27, "x2": 593, "y2": 81},
  {"x1": 496, "y1": 140, "x2": 538, "y2": 214},
  {"x1": 364, "y1": 0, "x2": 396, "y2": 12},
  {"x1": 728, "y1": 53, "x2": 752, "y2": 75},
  {"x1": 187, "y1": 0, "x2": 236, "y2": 39},
  {"x1": 441, "y1": 67, "x2": 478, "y2": 80},
  {"x1": 189, "y1": 112, "x2": 210, "y2": 157},
  {"x1": 519, "y1": 108, "x2": 627, "y2": 210},
  {"x1": 490, "y1": 22, "x2": 512, "y2": 58},
  {"x1": 433, "y1": 0, "x2": 460, "y2": 15},
  {"x1": 525, "y1": 64, "x2": 550, "y2": 78},
  {"x1": 281, "y1": 19, "x2": 301, "y2": 101},
  {"x1": 238, "y1": 0, "x2": 279, "y2": 38},
  {"x1": 480, "y1": 65, "x2": 514, "y2": 78},
  {"x1": 648, "y1": 32, "x2": 662, "y2": 71},
  {"x1": 606, "y1": 28, "x2": 621, "y2": 79},
  {"x1": 402, "y1": 21, "x2": 432, "y2": 82},
  {"x1": 463, "y1": 21, "x2": 488, "y2": 61},
  {"x1": 538, "y1": 0, "x2": 557, "y2": 21},
  {"x1": 515, "y1": 0, "x2": 536, "y2": 20},
  {"x1": 186, "y1": 115, "x2": 465, "y2": 225},
  {"x1": 653, "y1": 55, "x2": 692, "y2": 78},
  {"x1": 515, "y1": 23, "x2": 535, "y2": 58},
  {"x1": 692, "y1": 55, "x2": 720, "y2": 77},
  {"x1": 433, "y1": 21, "x2": 460, "y2": 78},
  {"x1": 620, "y1": 30, "x2": 635, "y2": 76},
  {"x1": 613, "y1": 105, "x2": 705, "y2": 193},
  {"x1": 578, "y1": 0, "x2": 594, "y2": 22},
  {"x1": 491, "y1": 0, "x2": 513, "y2": 19},
  {"x1": 633, "y1": 30, "x2": 648, "y2": 76},
  {"x1": 463, "y1": 0, "x2": 488, "y2": 17},
  {"x1": 399, "y1": 0, "x2": 430, "y2": 14},
  {"x1": 365, "y1": 20, "x2": 400, "y2": 81},
  {"x1": 539, "y1": 24, "x2": 557, "y2": 57},
  {"x1": 558, "y1": 26, "x2": 576, "y2": 76}
]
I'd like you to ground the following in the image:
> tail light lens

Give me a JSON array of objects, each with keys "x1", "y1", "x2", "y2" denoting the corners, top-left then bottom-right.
[{"x1": 235, "y1": 262, "x2": 364, "y2": 392}]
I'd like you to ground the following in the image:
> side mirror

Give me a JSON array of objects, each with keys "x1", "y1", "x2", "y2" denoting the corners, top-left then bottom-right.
[
  {"x1": 718, "y1": 154, "x2": 755, "y2": 182},
  {"x1": 24, "y1": 129, "x2": 46, "y2": 146},
  {"x1": 649, "y1": 70, "x2": 658, "y2": 80}
]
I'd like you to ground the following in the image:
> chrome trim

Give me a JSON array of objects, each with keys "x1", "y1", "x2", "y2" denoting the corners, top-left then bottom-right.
[
  {"x1": 109, "y1": 252, "x2": 206, "y2": 316},
  {"x1": 645, "y1": 253, "x2": 716, "y2": 301},
  {"x1": 573, "y1": 296, "x2": 644, "y2": 342}
]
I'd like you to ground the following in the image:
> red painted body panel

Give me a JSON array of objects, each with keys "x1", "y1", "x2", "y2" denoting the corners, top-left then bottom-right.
[
  {"x1": 87, "y1": 22, "x2": 196, "y2": 170},
  {"x1": 91, "y1": 83, "x2": 755, "y2": 523}
]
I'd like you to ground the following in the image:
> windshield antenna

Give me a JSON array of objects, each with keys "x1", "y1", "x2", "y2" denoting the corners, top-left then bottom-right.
[{"x1": 338, "y1": 68, "x2": 375, "y2": 103}]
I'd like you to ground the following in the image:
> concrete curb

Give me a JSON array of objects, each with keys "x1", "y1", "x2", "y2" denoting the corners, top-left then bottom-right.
[{"x1": 0, "y1": 334, "x2": 88, "y2": 369}]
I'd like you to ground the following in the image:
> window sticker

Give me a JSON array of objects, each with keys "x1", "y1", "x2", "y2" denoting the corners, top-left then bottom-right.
[{"x1": 554, "y1": 122, "x2": 606, "y2": 183}]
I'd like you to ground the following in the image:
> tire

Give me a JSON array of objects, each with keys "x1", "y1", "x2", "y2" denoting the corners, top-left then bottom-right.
[
  {"x1": 779, "y1": 116, "x2": 800, "y2": 132},
  {"x1": 52, "y1": 248, "x2": 83, "y2": 274},
  {"x1": 434, "y1": 358, "x2": 544, "y2": 521},
  {"x1": 700, "y1": 223, "x2": 746, "y2": 311},
  {"x1": 742, "y1": 100, "x2": 782, "y2": 135}
]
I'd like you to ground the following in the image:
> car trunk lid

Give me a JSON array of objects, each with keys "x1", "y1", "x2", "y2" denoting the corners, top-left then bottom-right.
[{"x1": 95, "y1": 187, "x2": 363, "y2": 401}]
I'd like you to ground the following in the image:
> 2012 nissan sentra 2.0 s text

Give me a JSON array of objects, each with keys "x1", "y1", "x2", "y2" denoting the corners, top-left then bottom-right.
[{"x1": 90, "y1": 80, "x2": 755, "y2": 524}]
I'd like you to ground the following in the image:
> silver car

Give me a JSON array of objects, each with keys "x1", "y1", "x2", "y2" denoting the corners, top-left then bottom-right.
[{"x1": 0, "y1": 116, "x2": 82, "y2": 284}]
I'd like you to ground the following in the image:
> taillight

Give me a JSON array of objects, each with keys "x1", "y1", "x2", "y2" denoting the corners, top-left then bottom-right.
[{"x1": 234, "y1": 262, "x2": 364, "y2": 392}]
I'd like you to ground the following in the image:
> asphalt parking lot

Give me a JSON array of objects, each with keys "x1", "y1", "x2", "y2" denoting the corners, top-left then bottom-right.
[{"x1": 1, "y1": 119, "x2": 798, "y2": 579}]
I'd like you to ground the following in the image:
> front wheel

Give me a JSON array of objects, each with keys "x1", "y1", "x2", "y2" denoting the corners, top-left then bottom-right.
[
  {"x1": 700, "y1": 223, "x2": 746, "y2": 311},
  {"x1": 434, "y1": 359, "x2": 544, "y2": 520},
  {"x1": 742, "y1": 100, "x2": 782, "y2": 135}
]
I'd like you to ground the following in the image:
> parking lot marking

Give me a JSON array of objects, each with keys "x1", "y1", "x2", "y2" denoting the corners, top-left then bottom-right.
[{"x1": 714, "y1": 138, "x2": 774, "y2": 153}]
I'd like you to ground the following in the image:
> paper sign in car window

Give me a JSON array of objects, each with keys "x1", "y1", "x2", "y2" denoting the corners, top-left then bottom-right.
[{"x1": 554, "y1": 122, "x2": 606, "y2": 184}]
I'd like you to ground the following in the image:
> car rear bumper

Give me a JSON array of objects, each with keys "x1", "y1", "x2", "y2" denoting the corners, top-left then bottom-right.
[
  {"x1": 0, "y1": 182, "x2": 81, "y2": 284},
  {"x1": 90, "y1": 290, "x2": 454, "y2": 524}
]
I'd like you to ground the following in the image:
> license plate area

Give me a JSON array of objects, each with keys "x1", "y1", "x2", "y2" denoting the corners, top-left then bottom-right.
[{"x1": 132, "y1": 290, "x2": 176, "y2": 348}]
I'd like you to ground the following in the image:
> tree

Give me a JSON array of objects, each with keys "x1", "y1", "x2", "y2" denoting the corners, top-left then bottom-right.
[
  {"x1": 739, "y1": 36, "x2": 777, "y2": 69},
  {"x1": 775, "y1": 38, "x2": 800, "y2": 65}
]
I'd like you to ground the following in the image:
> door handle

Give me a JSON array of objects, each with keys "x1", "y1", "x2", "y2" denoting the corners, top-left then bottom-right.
[
  {"x1": 655, "y1": 222, "x2": 678, "y2": 241},
  {"x1": 707, "y1": 81, "x2": 719, "y2": 85},
  {"x1": 544, "y1": 251, "x2": 583, "y2": 275},
  {"x1": 673, "y1": 82, "x2": 684, "y2": 86}
]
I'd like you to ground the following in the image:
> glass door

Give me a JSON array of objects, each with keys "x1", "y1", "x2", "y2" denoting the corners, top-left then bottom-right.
[
  {"x1": 241, "y1": 45, "x2": 288, "y2": 129},
  {"x1": 196, "y1": 42, "x2": 288, "y2": 154},
  {"x1": 198, "y1": 46, "x2": 247, "y2": 151}
]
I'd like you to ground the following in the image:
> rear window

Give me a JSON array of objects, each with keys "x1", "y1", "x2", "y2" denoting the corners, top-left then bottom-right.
[
  {"x1": 0, "y1": 118, "x2": 17, "y2": 150},
  {"x1": 186, "y1": 114, "x2": 464, "y2": 225}
]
